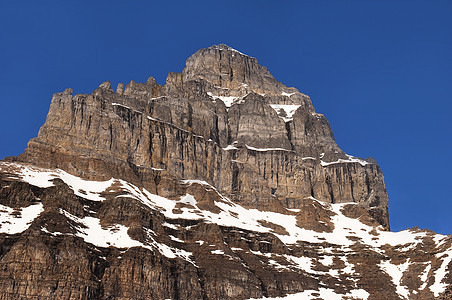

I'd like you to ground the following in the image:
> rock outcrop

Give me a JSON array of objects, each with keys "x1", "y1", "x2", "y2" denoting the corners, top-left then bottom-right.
[
  {"x1": 17, "y1": 44, "x2": 388, "y2": 228},
  {"x1": 0, "y1": 44, "x2": 450, "y2": 299}
]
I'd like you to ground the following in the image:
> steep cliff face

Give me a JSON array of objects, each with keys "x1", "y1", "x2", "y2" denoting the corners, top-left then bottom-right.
[
  {"x1": 0, "y1": 45, "x2": 450, "y2": 299},
  {"x1": 18, "y1": 44, "x2": 388, "y2": 228}
]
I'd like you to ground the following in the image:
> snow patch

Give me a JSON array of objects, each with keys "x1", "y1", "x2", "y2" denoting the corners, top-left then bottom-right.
[
  {"x1": 269, "y1": 104, "x2": 300, "y2": 122},
  {"x1": 169, "y1": 235, "x2": 184, "y2": 243},
  {"x1": 112, "y1": 102, "x2": 130, "y2": 109},
  {"x1": 419, "y1": 263, "x2": 431, "y2": 291},
  {"x1": 379, "y1": 259, "x2": 411, "y2": 299},
  {"x1": 59, "y1": 209, "x2": 194, "y2": 263},
  {"x1": 245, "y1": 145, "x2": 292, "y2": 152},
  {"x1": 162, "y1": 222, "x2": 179, "y2": 230},
  {"x1": 430, "y1": 249, "x2": 452, "y2": 297},
  {"x1": 284, "y1": 255, "x2": 315, "y2": 273},
  {"x1": 181, "y1": 179, "x2": 211, "y2": 186},
  {"x1": 60, "y1": 209, "x2": 143, "y2": 249},
  {"x1": 207, "y1": 92, "x2": 239, "y2": 108},
  {"x1": 223, "y1": 144, "x2": 239, "y2": 151},
  {"x1": 319, "y1": 255, "x2": 334, "y2": 267},
  {"x1": 0, "y1": 162, "x2": 115, "y2": 201},
  {"x1": 249, "y1": 287, "x2": 369, "y2": 299},
  {"x1": 281, "y1": 92, "x2": 296, "y2": 97},
  {"x1": 0, "y1": 203, "x2": 44, "y2": 234},
  {"x1": 321, "y1": 155, "x2": 369, "y2": 167},
  {"x1": 340, "y1": 256, "x2": 355, "y2": 275}
]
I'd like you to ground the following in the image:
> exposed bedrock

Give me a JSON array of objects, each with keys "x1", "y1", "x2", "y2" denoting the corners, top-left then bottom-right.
[
  {"x1": 0, "y1": 164, "x2": 449, "y2": 300},
  {"x1": 16, "y1": 44, "x2": 389, "y2": 228}
]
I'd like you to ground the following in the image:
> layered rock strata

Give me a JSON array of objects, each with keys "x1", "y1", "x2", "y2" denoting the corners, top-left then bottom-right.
[
  {"x1": 1, "y1": 44, "x2": 449, "y2": 300},
  {"x1": 0, "y1": 162, "x2": 450, "y2": 300},
  {"x1": 17, "y1": 44, "x2": 388, "y2": 228}
]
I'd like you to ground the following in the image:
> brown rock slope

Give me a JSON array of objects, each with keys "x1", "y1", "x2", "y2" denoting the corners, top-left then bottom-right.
[{"x1": 0, "y1": 44, "x2": 450, "y2": 299}]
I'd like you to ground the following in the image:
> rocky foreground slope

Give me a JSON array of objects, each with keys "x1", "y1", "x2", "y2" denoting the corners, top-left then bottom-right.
[{"x1": 0, "y1": 44, "x2": 451, "y2": 299}]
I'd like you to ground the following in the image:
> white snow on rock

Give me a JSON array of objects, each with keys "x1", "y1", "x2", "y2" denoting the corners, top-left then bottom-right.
[
  {"x1": 0, "y1": 162, "x2": 436, "y2": 250},
  {"x1": 379, "y1": 259, "x2": 411, "y2": 299},
  {"x1": 245, "y1": 145, "x2": 292, "y2": 152},
  {"x1": 430, "y1": 248, "x2": 452, "y2": 297},
  {"x1": 340, "y1": 256, "x2": 355, "y2": 275},
  {"x1": 319, "y1": 255, "x2": 334, "y2": 267},
  {"x1": 267, "y1": 259, "x2": 291, "y2": 271},
  {"x1": 1, "y1": 161, "x2": 451, "y2": 296},
  {"x1": 207, "y1": 92, "x2": 239, "y2": 108},
  {"x1": 111, "y1": 102, "x2": 130, "y2": 110},
  {"x1": 181, "y1": 179, "x2": 212, "y2": 186},
  {"x1": 213, "y1": 44, "x2": 251, "y2": 57},
  {"x1": 0, "y1": 203, "x2": 43, "y2": 234},
  {"x1": 162, "y1": 222, "x2": 179, "y2": 230},
  {"x1": 1, "y1": 162, "x2": 440, "y2": 251},
  {"x1": 419, "y1": 263, "x2": 431, "y2": 291},
  {"x1": 269, "y1": 104, "x2": 301, "y2": 122},
  {"x1": 0, "y1": 162, "x2": 115, "y2": 201},
  {"x1": 281, "y1": 92, "x2": 296, "y2": 97},
  {"x1": 169, "y1": 235, "x2": 184, "y2": 243},
  {"x1": 301, "y1": 157, "x2": 316, "y2": 161},
  {"x1": 222, "y1": 144, "x2": 239, "y2": 151},
  {"x1": 283, "y1": 255, "x2": 315, "y2": 273},
  {"x1": 58, "y1": 209, "x2": 194, "y2": 263},
  {"x1": 222, "y1": 144, "x2": 292, "y2": 152},
  {"x1": 248, "y1": 287, "x2": 369, "y2": 300},
  {"x1": 60, "y1": 209, "x2": 144, "y2": 249},
  {"x1": 321, "y1": 154, "x2": 369, "y2": 167}
]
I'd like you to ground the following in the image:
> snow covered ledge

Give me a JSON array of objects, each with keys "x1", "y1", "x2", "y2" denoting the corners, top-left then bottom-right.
[{"x1": 321, "y1": 154, "x2": 371, "y2": 167}]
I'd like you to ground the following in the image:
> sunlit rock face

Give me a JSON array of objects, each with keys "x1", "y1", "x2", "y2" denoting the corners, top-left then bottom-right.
[{"x1": 1, "y1": 45, "x2": 450, "y2": 299}]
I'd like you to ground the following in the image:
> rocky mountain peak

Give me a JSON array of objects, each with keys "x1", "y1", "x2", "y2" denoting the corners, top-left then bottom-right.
[
  {"x1": 182, "y1": 44, "x2": 293, "y2": 96},
  {"x1": 1, "y1": 45, "x2": 450, "y2": 300},
  {"x1": 210, "y1": 44, "x2": 252, "y2": 57}
]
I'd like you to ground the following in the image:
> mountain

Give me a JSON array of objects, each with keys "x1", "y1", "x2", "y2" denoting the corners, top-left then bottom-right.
[{"x1": 0, "y1": 44, "x2": 450, "y2": 299}]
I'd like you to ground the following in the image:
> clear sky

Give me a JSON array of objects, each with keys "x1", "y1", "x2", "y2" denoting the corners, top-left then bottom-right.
[{"x1": 1, "y1": 1, "x2": 451, "y2": 234}]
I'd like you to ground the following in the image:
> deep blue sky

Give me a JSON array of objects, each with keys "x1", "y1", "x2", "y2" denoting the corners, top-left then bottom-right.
[{"x1": 1, "y1": 1, "x2": 451, "y2": 234}]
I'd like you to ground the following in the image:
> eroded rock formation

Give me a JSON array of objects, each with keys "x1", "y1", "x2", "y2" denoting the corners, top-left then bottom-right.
[
  {"x1": 18, "y1": 44, "x2": 388, "y2": 227},
  {"x1": 0, "y1": 44, "x2": 450, "y2": 299}
]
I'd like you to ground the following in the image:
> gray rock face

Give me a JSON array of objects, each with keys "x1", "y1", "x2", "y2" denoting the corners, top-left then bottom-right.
[
  {"x1": 1, "y1": 44, "x2": 451, "y2": 299},
  {"x1": 228, "y1": 93, "x2": 292, "y2": 149},
  {"x1": 183, "y1": 44, "x2": 286, "y2": 93},
  {"x1": 17, "y1": 44, "x2": 388, "y2": 227}
]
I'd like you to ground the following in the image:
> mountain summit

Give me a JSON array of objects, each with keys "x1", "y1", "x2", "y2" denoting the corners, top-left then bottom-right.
[
  {"x1": 0, "y1": 45, "x2": 450, "y2": 299},
  {"x1": 182, "y1": 44, "x2": 288, "y2": 94}
]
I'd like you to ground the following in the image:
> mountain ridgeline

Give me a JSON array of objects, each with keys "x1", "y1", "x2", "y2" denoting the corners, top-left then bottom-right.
[{"x1": 0, "y1": 44, "x2": 450, "y2": 299}]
